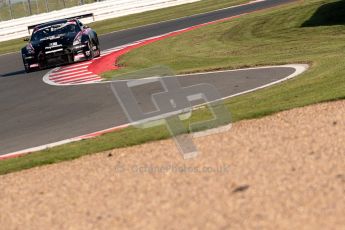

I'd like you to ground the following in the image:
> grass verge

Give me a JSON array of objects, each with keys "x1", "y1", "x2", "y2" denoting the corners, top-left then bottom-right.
[
  {"x1": 104, "y1": 0, "x2": 345, "y2": 115},
  {"x1": 0, "y1": 0, "x2": 245, "y2": 55},
  {"x1": 2, "y1": 0, "x2": 345, "y2": 175}
]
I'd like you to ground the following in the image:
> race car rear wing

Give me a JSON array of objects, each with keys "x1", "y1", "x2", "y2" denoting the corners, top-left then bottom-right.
[{"x1": 27, "y1": 13, "x2": 95, "y2": 34}]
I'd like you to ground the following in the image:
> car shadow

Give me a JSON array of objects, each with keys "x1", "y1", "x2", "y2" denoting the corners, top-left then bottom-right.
[
  {"x1": 0, "y1": 63, "x2": 72, "y2": 78},
  {"x1": 302, "y1": 0, "x2": 345, "y2": 27},
  {"x1": 0, "y1": 60, "x2": 90, "y2": 78},
  {"x1": 0, "y1": 70, "x2": 27, "y2": 78},
  {"x1": 0, "y1": 69, "x2": 49, "y2": 78}
]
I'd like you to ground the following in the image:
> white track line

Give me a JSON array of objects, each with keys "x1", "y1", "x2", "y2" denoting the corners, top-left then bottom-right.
[
  {"x1": 5, "y1": 64, "x2": 308, "y2": 159},
  {"x1": 50, "y1": 70, "x2": 90, "y2": 78},
  {"x1": 54, "y1": 74, "x2": 99, "y2": 83},
  {"x1": 0, "y1": 0, "x2": 269, "y2": 58},
  {"x1": 69, "y1": 76, "x2": 103, "y2": 84},
  {"x1": 52, "y1": 73, "x2": 95, "y2": 82},
  {"x1": 50, "y1": 71, "x2": 94, "y2": 82},
  {"x1": 52, "y1": 65, "x2": 89, "y2": 74},
  {"x1": 42, "y1": 0, "x2": 273, "y2": 86}
]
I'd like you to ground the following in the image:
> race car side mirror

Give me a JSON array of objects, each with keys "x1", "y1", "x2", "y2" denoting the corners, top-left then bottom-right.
[
  {"x1": 83, "y1": 25, "x2": 89, "y2": 29},
  {"x1": 24, "y1": 37, "x2": 29, "y2": 41}
]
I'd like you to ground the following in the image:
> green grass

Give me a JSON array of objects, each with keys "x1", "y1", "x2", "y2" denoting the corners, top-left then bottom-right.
[
  {"x1": 89, "y1": 0, "x2": 246, "y2": 34},
  {"x1": 103, "y1": 0, "x2": 345, "y2": 117},
  {"x1": 2, "y1": 0, "x2": 345, "y2": 175},
  {"x1": 0, "y1": 126, "x2": 170, "y2": 175},
  {"x1": 0, "y1": 0, "x2": 245, "y2": 55}
]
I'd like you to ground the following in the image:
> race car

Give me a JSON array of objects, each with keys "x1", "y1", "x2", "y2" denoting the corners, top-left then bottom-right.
[{"x1": 21, "y1": 14, "x2": 100, "y2": 73}]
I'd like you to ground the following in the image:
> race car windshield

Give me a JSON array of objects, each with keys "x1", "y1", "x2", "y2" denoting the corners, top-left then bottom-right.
[{"x1": 31, "y1": 23, "x2": 80, "y2": 41}]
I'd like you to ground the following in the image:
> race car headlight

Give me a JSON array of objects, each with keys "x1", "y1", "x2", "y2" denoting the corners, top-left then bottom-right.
[
  {"x1": 26, "y1": 44, "x2": 35, "y2": 54},
  {"x1": 73, "y1": 39, "x2": 81, "y2": 46},
  {"x1": 73, "y1": 33, "x2": 82, "y2": 46}
]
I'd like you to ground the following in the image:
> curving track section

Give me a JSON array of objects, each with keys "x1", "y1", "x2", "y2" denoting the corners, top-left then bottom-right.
[{"x1": 0, "y1": 0, "x2": 298, "y2": 157}]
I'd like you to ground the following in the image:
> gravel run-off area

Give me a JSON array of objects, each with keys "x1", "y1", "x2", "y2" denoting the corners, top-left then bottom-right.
[{"x1": 0, "y1": 100, "x2": 344, "y2": 229}]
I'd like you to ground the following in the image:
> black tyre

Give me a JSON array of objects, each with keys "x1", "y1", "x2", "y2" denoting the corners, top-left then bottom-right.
[
  {"x1": 24, "y1": 66, "x2": 31, "y2": 73},
  {"x1": 94, "y1": 43, "x2": 100, "y2": 58},
  {"x1": 86, "y1": 39, "x2": 94, "y2": 60},
  {"x1": 94, "y1": 35, "x2": 100, "y2": 57},
  {"x1": 22, "y1": 56, "x2": 31, "y2": 73},
  {"x1": 91, "y1": 39, "x2": 100, "y2": 58}
]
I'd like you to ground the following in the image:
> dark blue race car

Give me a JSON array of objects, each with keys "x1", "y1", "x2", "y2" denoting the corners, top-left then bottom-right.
[{"x1": 21, "y1": 14, "x2": 100, "y2": 73}]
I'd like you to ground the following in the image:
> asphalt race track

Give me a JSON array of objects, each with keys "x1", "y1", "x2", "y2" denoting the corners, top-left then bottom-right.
[{"x1": 0, "y1": 0, "x2": 297, "y2": 155}]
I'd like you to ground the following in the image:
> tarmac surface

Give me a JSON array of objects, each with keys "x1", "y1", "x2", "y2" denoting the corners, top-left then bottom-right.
[{"x1": 0, "y1": 0, "x2": 295, "y2": 155}]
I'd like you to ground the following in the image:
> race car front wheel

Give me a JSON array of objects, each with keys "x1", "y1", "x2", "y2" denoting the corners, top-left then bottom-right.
[
  {"x1": 93, "y1": 42, "x2": 100, "y2": 58},
  {"x1": 86, "y1": 40, "x2": 95, "y2": 59},
  {"x1": 87, "y1": 39, "x2": 100, "y2": 59},
  {"x1": 24, "y1": 65, "x2": 31, "y2": 73},
  {"x1": 22, "y1": 57, "x2": 31, "y2": 73}
]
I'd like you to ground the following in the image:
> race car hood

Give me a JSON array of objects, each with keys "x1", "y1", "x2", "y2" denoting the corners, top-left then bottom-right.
[{"x1": 28, "y1": 33, "x2": 77, "y2": 52}]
